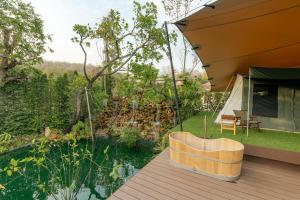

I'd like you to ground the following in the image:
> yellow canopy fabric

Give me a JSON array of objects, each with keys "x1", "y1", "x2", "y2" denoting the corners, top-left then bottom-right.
[{"x1": 176, "y1": 0, "x2": 300, "y2": 91}]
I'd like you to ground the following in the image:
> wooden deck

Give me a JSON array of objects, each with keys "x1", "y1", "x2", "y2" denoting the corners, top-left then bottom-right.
[{"x1": 108, "y1": 148, "x2": 300, "y2": 200}]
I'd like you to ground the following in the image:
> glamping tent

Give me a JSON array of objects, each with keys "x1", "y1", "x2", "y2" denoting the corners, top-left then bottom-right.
[
  {"x1": 215, "y1": 69, "x2": 300, "y2": 132},
  {"x1": 214, "y1": 74, "x2": 243, "y2": 124},
  {"x1": 175, "y1": 0, "x2": 300, "y2": 132}
]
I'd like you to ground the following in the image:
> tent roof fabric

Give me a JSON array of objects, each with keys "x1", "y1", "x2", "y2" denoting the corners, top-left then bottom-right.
[
  {"x1": 176, "y1": 0, "x2": 300, "y2": 91},
  {"x1": 251, "y1": 67, "x2": 300, "y2": 80}
]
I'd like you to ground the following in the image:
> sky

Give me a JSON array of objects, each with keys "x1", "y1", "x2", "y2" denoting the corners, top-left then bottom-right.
[{"x1": 26, "y1": 0, "x2": 213, "y2": 72}]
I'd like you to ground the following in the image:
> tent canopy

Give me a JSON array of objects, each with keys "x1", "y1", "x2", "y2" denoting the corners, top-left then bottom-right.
[
  {"x1": 251, "y1": 67, "x2": 300, "y2": 80},
  {"x1": 176, "y1": 0, "x2": 300, "y2": 91}
]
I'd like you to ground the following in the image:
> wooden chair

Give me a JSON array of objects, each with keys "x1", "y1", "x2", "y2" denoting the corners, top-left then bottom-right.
[
  {"x1": 233, "y1": 110, "x2": 247, "y2": 131},
  {"x1": 221, "y1": 115, "x2": 237, "y2": 135},
  {"x1": 233, "y1": 110, "x2": 261, "y2": 131}
]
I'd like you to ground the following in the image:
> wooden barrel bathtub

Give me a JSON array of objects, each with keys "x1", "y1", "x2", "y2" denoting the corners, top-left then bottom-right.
[{"x1": 169, "y1": 132, "x2": 244, "y2": 181}]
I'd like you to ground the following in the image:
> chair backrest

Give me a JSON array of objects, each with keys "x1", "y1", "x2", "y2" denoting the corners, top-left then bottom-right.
[
  {"x1": 233, "y1": 110, "x2": 247, "y2": 120},
  {"x1": 221, "y1": 115, "x2": 236, "y2": 121}
]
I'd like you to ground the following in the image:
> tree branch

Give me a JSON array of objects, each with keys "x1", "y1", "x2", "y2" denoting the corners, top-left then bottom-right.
[
  {"x1": 7, "y1": 59, "x2": 22, "y2": 69},
  {"x1": 87, "y1": 42, "x2": 146, "y2": 89},
  {"x1": 117, "y1": 22, "x2": 137, "y2": 43},
  {"x1": 79, "y1": 37, "x2": 90, "y2": 82},
  {"x1": 0, "y1": 55, "x2": 8, "y2": 58},
  {"x1": 3, "y1": 76, "x2": 27, "y2": 83}
]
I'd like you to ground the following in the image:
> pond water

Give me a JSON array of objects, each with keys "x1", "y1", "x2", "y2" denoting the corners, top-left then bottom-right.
[{"x1": 0, "y1": 137, "x2": 155, "y2": 200}]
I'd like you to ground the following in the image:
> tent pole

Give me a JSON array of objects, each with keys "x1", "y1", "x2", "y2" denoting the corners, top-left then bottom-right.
[
  {"x1": 164, "y1": 22, "x2": 183, "y2": 131},
  {"x1": 246, "y1": 68, "x2": 251, "y2": 137}
]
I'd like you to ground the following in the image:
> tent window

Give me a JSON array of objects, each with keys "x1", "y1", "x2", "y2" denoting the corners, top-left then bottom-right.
[{"x1": 252, "y1": 84, "x2": 278, "y2": 118}]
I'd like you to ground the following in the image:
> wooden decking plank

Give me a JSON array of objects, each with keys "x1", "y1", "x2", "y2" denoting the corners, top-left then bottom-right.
[
  {"x1": 153, "y1": 153, "x2": 289, "y2": 200},
  {"x1": 138, "y1": 171, "x2": 211, "y2": 200},
  {"x1": 154, "y1": 153, "x2": 299, "y2": 200},
  {"x1": 131, "y1": 175, "x2": 193, "y2": 200},
  {"x1": 153, "y1": 156, "x2": 275, "y2": 199},
  {"x1": 125, "y1": 180, "x2": 175, "y2": 200},
  {"x1": 119, "y1": 185, "x2": 156, "y2": 200},
  {"x1": 243, "y1": 159, "x2": 300, "y2": 180},
  {"x1": 107, "y1": 195, "x2": 121, "y2": 200},
  {"x1": 158, "y1": 149, "x2": 300, "y2": 187},
  {"x1": 108, "y1": 148, "x2": 300, "y2": 200},
  {"x1": 112, "y1": 190, "x2": 138, "y2": 200},
  {"x1": 148, "y1": 161, "x2": 273, "y2": 200},
  {"x1": 244, "y1": 156, "x2": 300, "y2": 176},
  {"x1": 241, "y1": 169, "x2": 300, "y2": 194},
  {"x1": 242, "y1": 164, "x2": 300, "y2": 185},
  {"x1": 243, "y1": 159, "x2": 300, "y2": 177},
  {"x1": 237, "y1": 172, "x2": 300, "y2": 199},
  {"x1": 140, "y1": 165, "x2": 255, "y2": 200},
  {"x1": 134, "y1": 173, "x2": 194, "y2": 200}
]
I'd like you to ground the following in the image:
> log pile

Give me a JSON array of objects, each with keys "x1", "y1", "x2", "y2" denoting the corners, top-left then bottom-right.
[{"x1": 96, "y1": 97, "x2": 175, "y2": 138}]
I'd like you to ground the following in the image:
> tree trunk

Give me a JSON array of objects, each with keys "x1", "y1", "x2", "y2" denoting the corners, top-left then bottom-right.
[
  {"x1": 0, "y1": 67, "x2": 6, "y2": 83},
  {"x1": 104, "y1": 40, "x2": 113, "y2": 96},
  {"x1": 182, "y1": 36, "x2": 188, "y2": 73},
  {"x1": 68, "y1": 91, "x2": 84, "y2": 131},
  {"x1": 0, "y1": 29, "x2": 10, "y2": 83}
]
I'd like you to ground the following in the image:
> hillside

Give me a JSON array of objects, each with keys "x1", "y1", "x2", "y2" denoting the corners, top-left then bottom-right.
[{"x1": 34, "y1": 61, "x2": 98, "y2": 75}]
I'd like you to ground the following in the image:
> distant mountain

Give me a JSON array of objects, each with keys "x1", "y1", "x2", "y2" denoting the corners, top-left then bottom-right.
[{"x1": 34, "y1": 61, "x2": 99, "y2": 75}]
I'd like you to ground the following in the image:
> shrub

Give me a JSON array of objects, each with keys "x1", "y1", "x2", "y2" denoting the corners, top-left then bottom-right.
[
  {"x1": 154, "y1": 132, "x2": 169, "y2": 152},
  {"x1": 0, "y1": 67, "x2": 105, "y2": 136},
  {"x1": 71, "y1": 121, "x2": 90, "y2": 137},
  {"x1": 119, "y1": 127, "x2": 141, "y2": 148},
  {"x1": 0, "y1": 132, "x2": 12, "y2": 153}
]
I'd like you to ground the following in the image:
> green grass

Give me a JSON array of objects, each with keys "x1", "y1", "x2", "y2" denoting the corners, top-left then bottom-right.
[{"x1": 173, "y1": 112, "x2": 300, "y2": 153}]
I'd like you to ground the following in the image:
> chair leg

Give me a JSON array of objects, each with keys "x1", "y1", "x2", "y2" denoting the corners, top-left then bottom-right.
[
  {"x1": 221, "y1": 124, "x2": 223, "y2": 134},
  {"x1": 241, "y1": 122, "x2": 245, "y2": 132},
  {"x1": 234, "y1": 124, "x2": 236, "y2": 135}
]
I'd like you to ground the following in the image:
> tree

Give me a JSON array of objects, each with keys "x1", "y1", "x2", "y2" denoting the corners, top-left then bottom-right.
[
  {"x1": 0, "y1": 0, "x2": 49, "y2": 83},
  {"x1": 162, "y1": 0, "x2": 200, "y2": 73},
  {"x1": 70, "y1": 1, "x2": 169, "y2": 132}
]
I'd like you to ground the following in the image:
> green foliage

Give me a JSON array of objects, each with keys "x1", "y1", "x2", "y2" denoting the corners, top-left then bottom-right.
[
  {"x1": 109, "y1": 163, "x2": 123, "y2": 181},
  {"x1": 0, "y1": 67, "x2": 49, "y2": 135},
  {"x1": 0, "y1": 137, "x2": 154, "y2": 199},
  {"x1": 155, "y1": 132, "x2": 169, "y2": 152},
  {"x1": 162, "y1": 0, "x2": 194, "y2": 18},
  {"x1": 0, "y1": 132, "x2": 11, "y2": 153},
  {"x1": 71, "y1": 121, "x2": 90, "y2": 137},
  {"x1": 0, "y1": 132, "x2": 11, "y2": 143},
  {"x1": 0, "y1": 0, "x2": 50, "y2": 82},
  {"x1": 48, "y1": 74, "x2": 71, "y2": 130},
  {"x1": 0, "y1": 135, "x2": 93, "y2": 199},
  {"x1": 178, "y1": 74, "x2": 204, "y2": 119},
  {"x1": 0, "y1": 67, "x2": 104, "y2": 136},
  {"x1": 114, "y1": 63, "x2": 163, "y2": 105},
  {"x1": 71, "y1": 1, "x2": 169, "y2": 98},
  {"x1": 114, "y1": 69, "x2": 205, "y2": 120},
  {"x1": 119, "y1": 127, "x2": 141, "y2": 148}
]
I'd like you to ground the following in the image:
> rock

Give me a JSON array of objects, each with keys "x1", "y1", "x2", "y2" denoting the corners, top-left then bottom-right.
[
  {"x1": 48, "y1": 133, "x2": 60, "y2": 140},
  {"x1": 44, "y1": 127, "x2": 60, "y2": 140},
  {"x1": 95, "y1": 129, "x2": 109, "y2": 137},
  {"x1": 44, "y1": 127, "x2": 51, "y2": 137}
]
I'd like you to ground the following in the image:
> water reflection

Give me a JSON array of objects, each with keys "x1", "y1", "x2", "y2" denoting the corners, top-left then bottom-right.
[{"x1": 0, "y1": 137, "x2": 155, "y2": 200}]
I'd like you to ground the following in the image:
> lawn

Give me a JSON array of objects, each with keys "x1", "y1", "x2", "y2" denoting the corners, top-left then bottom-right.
[{"x1": 173, "y1": 112, "x2": 300, "y2": 153}]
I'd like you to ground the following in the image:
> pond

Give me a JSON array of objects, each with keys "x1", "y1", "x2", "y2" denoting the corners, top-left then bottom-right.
[{"x1": 0, "y1": 137, "x2": 156, "y2": 200}]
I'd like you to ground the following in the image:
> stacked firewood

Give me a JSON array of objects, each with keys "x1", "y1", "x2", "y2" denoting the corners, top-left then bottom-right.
[{"x1": 96, "y1": 97, "x2": 175, "y2": 138}]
